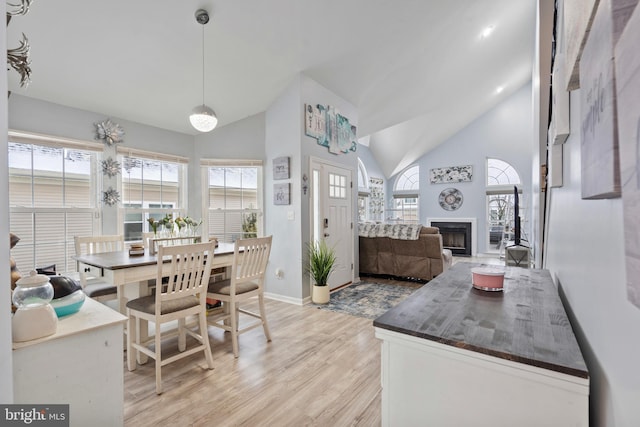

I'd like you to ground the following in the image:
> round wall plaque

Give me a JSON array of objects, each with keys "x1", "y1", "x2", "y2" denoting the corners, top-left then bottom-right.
[{"x1": 439, "y1": 188, "x2": 463, "y2": 211}]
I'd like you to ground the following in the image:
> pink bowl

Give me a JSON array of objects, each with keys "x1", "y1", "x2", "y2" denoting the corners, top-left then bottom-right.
[{"x1": 471, "y1": 267, "x2": 505, "y2": 291}]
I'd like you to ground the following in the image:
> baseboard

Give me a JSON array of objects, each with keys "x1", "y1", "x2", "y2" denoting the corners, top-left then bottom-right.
[{"x1": 264, "y1": 292, "x2": 308, "y2": 306}]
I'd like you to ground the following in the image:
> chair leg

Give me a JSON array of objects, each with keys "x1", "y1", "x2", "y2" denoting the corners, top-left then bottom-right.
[
  {"x1": 258, "y1": 293, "x2": 272, "y2": 342},
  {"x1": 155, "y1": 327, "x2": 163, "y2": 394},
  {"x1": 199, "y1": 311, "x2": 214, "y2": 369},
  {"x1": 178, "y1": 318, "x2": 186, "y2": 352},
  {"x1": 230, "y1": 302, "x2": 239, "y2": 358},
  {"x1": 126, "y1": 310, "x2": 137, "y2": 371}
]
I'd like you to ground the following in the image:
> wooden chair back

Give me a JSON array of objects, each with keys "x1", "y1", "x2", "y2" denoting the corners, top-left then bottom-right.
[
  {"x1": 231, "y1": 236, "x2": 272, "y2": 293},
  {"x1": 155, "y1": 241, "x2": 215, "y2": 306}
]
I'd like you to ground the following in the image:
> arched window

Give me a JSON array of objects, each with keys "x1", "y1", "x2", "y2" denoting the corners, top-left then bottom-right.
[
  {"x1": 357, "y1": 158, "x2": 369, "y2": 221},
  {"x1": 391, "y1": 165, "x2": 419, "y2": 223},
  {"x1": 485, "y1": 158, "x2": 526, "y2": 253},
  {"x1": 394, "y1": 165, "x2": 420, "y2": 192},
  {"x1": 487, "y1": 158, "x2": 521, "y2": 186}
]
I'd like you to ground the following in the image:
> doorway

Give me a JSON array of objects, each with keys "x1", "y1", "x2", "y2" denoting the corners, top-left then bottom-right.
[{"x1": 310, "y1": 158, "x2": 354, "y2": 290}]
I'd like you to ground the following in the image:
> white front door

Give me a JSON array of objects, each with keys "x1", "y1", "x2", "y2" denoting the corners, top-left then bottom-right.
[{"x1": 311, "y1": 160, "x2": 353, "y2": 290}]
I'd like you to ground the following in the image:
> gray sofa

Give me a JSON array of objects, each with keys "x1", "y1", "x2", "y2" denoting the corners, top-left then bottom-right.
[{"x1": 359, "y1": 226, "x2": 452, "y2": 281}]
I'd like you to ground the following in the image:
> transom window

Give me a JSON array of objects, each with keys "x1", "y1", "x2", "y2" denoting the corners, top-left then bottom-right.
[
  {"x1": 203, "y1": 161, "x2": 263, "y2": 243},
  {"x1": 8, "y1": 131, "x2": 101, "y2": 273}
]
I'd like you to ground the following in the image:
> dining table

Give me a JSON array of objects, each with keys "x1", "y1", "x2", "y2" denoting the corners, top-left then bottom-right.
[
  {"x1": 74, "y1": 241, "x2": 236, "y2": 363},
  {"x1": 75, "y1": 241, "x2": 235, "y2": 313}
]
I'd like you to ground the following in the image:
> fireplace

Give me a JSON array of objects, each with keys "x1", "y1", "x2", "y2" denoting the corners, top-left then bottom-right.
[{"x1": 431, "y1": 221, "x2": 472, "y2": 257}]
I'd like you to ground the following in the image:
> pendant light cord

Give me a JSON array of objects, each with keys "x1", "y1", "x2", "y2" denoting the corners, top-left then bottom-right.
[{"x1": 201, "y1": 23, "x2": 205, "y2": 107}]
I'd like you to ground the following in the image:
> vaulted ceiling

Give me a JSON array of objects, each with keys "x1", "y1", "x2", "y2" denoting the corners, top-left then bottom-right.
[{"x1": 7, "y1": 0, "x2": 537, "y2": 177}]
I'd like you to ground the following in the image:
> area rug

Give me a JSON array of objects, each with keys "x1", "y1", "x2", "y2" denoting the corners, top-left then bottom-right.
[{"x1": 315, "y1": 281, "x2": 423, "y2": 319}]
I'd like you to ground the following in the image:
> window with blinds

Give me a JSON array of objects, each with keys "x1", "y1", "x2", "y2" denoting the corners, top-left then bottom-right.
[
  {"x1": 8, "y1": 132, "x2": 101, "y2": 273},
  {"x1": 119, "y1": 149, "x2": 188, "y2": 242},
  {"x1": 203, "y1": 162, "x2": 263, "y2": 243}
]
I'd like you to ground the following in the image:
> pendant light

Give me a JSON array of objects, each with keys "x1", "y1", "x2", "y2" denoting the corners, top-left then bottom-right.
[{"x1": 190, "y1": 9, "x2": 218, "y2": 132}]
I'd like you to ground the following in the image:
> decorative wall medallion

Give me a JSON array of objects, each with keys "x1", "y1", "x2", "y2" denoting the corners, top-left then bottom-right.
[
  {"x1": 101, "y1": 157, "x2": 121, "y2": 177},
  {"x1": 305, "y1": 104, "x2": 357, "y2": 154},
  {"x1": 95, "y1": 119, "x2": 125, "y2": 146},
  {"x1": 102, "y1": 187, "x2": 120, "y2": 206},
  {"x1": 438, "y1": 188, "x2": 463, "y2": 211},
  {"x1": 430, "y1": 165, "x2": 473, "y2": 184}
]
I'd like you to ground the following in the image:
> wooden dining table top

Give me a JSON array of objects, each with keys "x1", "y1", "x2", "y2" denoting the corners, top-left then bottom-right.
[{"x1": 74, "y1": 242, "x2": 235, "y2": 270}]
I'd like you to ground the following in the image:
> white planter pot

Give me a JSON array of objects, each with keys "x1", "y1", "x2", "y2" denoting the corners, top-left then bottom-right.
[{"x1": 312, "y1": 285, "x2": 330, "y2": 304}]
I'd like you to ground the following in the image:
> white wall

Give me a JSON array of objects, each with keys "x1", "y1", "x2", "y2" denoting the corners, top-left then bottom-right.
[
  {"x1": 544, "y1": 90, "x2": 640, "y2": 426},
  {"x1": 192, "y1": 112, "x2": 266, "y2": 227},
  {"x1": 264, "y1": 76, "x2": 304, "y2": 301},
  {"x1": 2, "y1": 0, "x2": 14, "y2": 402},
  {"x1": 402, "y1": 83, "x2": 533, "y2": 254},
  {"x1": 262, "y1": 74, "x2": 359, "y2": 302}
]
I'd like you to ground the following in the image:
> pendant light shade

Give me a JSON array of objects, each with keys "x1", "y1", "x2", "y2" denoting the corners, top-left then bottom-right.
[
  {"x1": 190, "y1": 105, "x2": 218, "y2": 132},
  {"x1": 190, "y1": 9, "x2": 217, "y2": 132}
]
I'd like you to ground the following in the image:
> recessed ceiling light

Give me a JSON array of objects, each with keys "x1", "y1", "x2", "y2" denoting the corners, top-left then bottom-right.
[
  {"x1": 496, "y1": 86, "x2": 504, "y2": 94},
  {"x1": 480, "y1": 26, "x2": 495, "y2": 39}
]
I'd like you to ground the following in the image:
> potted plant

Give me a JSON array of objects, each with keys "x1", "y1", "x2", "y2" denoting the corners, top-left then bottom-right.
[{"x1": 307, "y1": 239, "x2": 336, "y2": 304}]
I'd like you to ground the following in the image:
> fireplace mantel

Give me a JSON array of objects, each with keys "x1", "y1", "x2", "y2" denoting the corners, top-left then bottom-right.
[{"x1": 426, "y1": 217, "x2": 477, "y2": 256}]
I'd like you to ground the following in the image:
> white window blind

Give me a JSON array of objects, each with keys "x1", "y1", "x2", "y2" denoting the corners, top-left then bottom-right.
[
  {"x1": 202, "y1": 161, "x2": 263, "y2": 243},
  {"x1": 8, "y1": 131, "x2": 101, "y2": 273}
]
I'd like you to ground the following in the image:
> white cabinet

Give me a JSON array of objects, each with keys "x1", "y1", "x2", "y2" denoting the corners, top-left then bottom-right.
[
  {"x1": 13, "y1": 298, "x2": 127, "y2": 427},
  {"x1": 375, "y1": 328, "x2": 589, "y2": 427}
]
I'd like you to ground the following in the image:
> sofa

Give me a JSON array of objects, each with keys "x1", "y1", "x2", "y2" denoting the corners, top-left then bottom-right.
[{"x1": 359, "y1": 225, "x2": 452, "y2": 281}]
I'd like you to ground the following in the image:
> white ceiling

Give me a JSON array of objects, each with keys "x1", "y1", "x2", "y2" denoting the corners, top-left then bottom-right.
[{"x1": 7, "y1": 0, "x2": 537, "y2": 177}]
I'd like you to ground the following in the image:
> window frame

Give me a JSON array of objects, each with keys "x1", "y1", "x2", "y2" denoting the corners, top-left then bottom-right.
[
  {"x1": 390, "y1": 164, "x2": 420, "y2": 223},
  {"x1": 201, "y1": 159, "x2": 264, "y2": 243},
  {"x1": 8, "y1": 130, "x2": 102, "y2": 273},
  {"x1": 117, "y1": 147, "x2": 189, "y2": 243}
]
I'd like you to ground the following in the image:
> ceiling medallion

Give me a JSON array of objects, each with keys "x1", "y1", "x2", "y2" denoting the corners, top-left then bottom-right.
[{"x1": 95, "y1": 119, "x2": 125, "y2": 146}]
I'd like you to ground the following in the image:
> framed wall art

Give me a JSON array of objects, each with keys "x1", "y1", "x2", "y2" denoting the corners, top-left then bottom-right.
[
  {"x1": 273, "y1": 156, "x2": 290, "y2": 180},
  {"x1": 304, "y1": 103, "x2": 357, "y2": 154},
  {"x1": 429, "y1": 165, "x2": 473, "y2": 184},
  {"x1": 614, "y1": 3, "x2": 640, "y2": 308},
  {"x1": 579, "y1": 0, "x2": 621, "y2": 199},
  {"x1": 274, "y1": 183, "x2": 290, "y2": 205}
]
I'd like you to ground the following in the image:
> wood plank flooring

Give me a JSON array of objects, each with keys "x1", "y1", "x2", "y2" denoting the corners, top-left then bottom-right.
[
  {"x1": 124, "y1": 299, "x2": 382, "y2": 427},
  {"x1": 123, "y1": 256, "x2": 499, "y2": 426}
]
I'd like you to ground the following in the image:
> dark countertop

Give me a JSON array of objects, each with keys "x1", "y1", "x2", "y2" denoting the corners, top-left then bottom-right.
[{"x1": 373, "y1": 262, "x2": 588, "y2": 379}]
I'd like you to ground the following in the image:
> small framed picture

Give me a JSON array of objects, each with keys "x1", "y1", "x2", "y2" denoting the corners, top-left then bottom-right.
[
  {"x1": 273, "y1": 156, "x2": 290, "y2": 180},
  {"x1": 274, "y1": 183, "x2": 290, "y2": 205}
]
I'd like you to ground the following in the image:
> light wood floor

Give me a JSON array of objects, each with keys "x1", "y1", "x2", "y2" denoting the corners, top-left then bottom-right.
[
  {"x1": 124, "y1": 299, "x2": 382, "y2": 427},
  {"x1": 123, "y1": 255, "x2": 501, "y2": 426}
]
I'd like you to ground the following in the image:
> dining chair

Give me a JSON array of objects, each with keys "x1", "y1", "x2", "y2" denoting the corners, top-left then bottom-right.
[
  {"x1": 126, "y1": 241, "x2": 215, "y2": 394},
  {"x1": 74, "y1": 234, "x2": 125, "y2": 302},
  {"x1": 207, "y1": 235, "x2": 273, "y2": 358}
]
